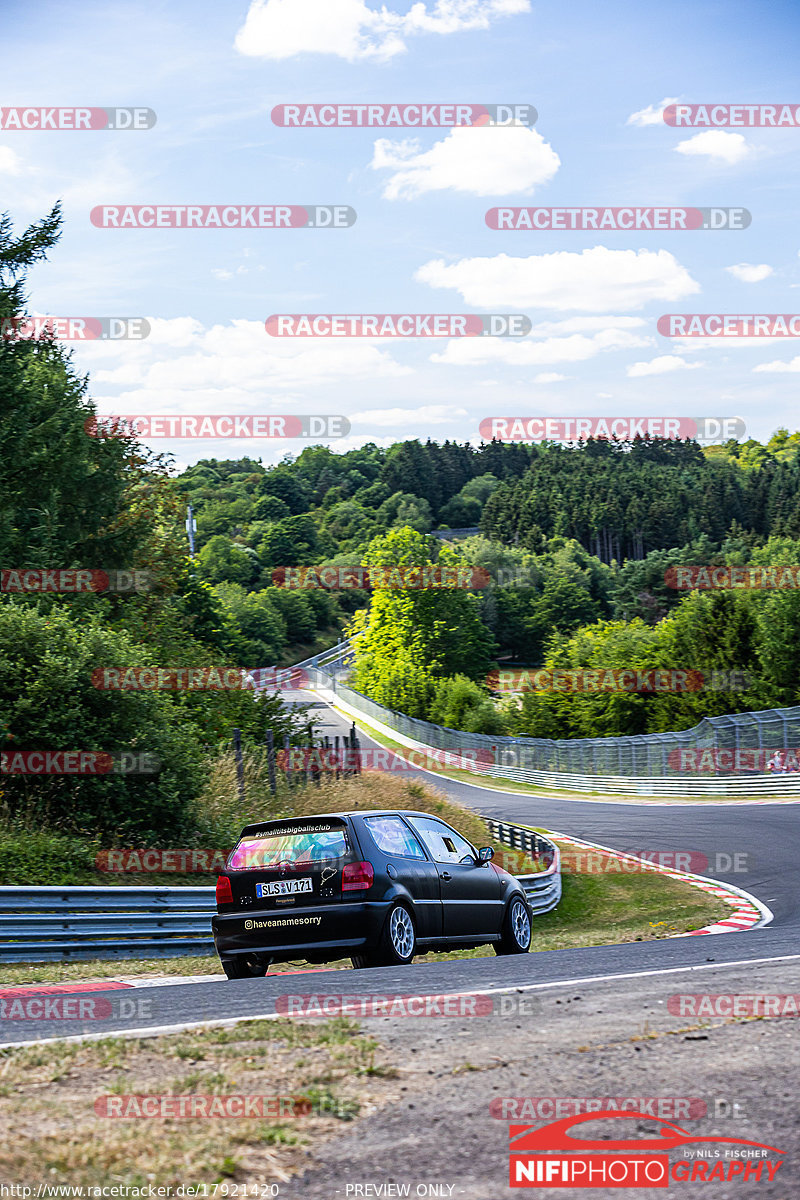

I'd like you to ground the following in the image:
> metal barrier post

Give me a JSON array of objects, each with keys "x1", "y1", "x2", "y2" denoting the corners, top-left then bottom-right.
[{"x1": 233, "y1": 728, "x2": 246, "y2": 803}]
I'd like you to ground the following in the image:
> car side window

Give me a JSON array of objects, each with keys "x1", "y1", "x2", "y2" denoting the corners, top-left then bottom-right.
[
  {"x1": 364, "y1": 816, "x2": 427, "y2": 859},
  {"x1": 408, "y1": 817, "x2": 476, "y2": 865}
]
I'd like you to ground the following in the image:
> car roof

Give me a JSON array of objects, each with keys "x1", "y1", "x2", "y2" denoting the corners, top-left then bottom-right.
[{"x1": 238, "y1": 809, "x2": 449, "y2": 834}]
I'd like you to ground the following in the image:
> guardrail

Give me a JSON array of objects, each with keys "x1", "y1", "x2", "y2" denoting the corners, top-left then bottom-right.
[
  {"x1": 0, "y1": 887, "x2": 216, "y2": 963},
  {"x1": 0, "y1": 824, "x2": 559, "y2": 961},
  {"x1": 485, "y1": 820, "x2": 562, "y2": 915}
]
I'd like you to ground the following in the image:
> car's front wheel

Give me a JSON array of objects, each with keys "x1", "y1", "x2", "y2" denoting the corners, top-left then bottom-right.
[
  {"x1": 494, "y1": 896, "x2": 531, "y2": 955},
  {"x1": 352, "y1": 903, "x2": 417, "y2": 968},
  {"x1": 222, "y1": 956, "x2": 269, "y2": 979}
]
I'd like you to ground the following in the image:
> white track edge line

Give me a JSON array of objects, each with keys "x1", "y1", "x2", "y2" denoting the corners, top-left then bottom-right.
[{"x1": 3, "y1": 952, "x2": 800, "y2": 1051}]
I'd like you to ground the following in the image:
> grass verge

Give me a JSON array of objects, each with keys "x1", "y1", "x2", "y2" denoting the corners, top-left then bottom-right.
[{"x1": 0, "y1": 1016, "x2": 399, "y2": 1187}]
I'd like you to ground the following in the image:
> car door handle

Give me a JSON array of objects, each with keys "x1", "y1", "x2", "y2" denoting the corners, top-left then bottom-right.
[{"x1": 440, "y1": 871, "x2": 452, "y2": 881}]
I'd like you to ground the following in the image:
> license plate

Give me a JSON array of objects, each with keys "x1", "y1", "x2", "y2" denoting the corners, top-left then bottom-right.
[{"x1": 256, "y1": 878, "x2": 313, "y2": 898}]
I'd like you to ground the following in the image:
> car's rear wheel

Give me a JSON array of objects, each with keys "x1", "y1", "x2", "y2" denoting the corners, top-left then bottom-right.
[
  {"x1": 352, "y1": 903, "x2": 417, "y2": 968},
  {"x1": 494, "y1": 896, "x2": 531, "y2": 955},
  {"x1": 222, "y1": 956, "x2": 269, "y2": 979}
]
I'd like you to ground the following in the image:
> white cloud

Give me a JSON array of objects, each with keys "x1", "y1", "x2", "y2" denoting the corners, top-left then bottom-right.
[
  {"x1": 416, "y1": 248, "x2": 700, "y2": 312},
  {"x1": 753, "y1": 358, "x2": 800, "y2": 374},
  {"x1": 0, "y1": 146, "x2": 24, "y2": 176},
  {"x1": 626, "y1": 97, "x2": 680, "y2": 127},
  {"x1": 675, "y1": 131, "x2": 752, "y2": 165},
  {"x1": 371, "y1": 126, "x2": 560, "y2": 199},
  {"x1": 670, "y1": 335, "x2": 788, "y2": 352},
  {"x1": 61, "y1": 318, "x2": 207, "y2": 367},
  {"x1": 145, "y1": 318, "x2": 208, "y2": 348},
  {"x1": 234, "y1": 0, "x2": 530, "y2": 61},
  {"x1": 324, "y1": 434, "x2": 400, "y2": 453},
  {"x1": 626, "y1": 355, "x2": 703, "y2": 377},
  {"x1": 431, "y1": 327, "x2": 652, "y2": 366},
  {"x1": 1, "y1": 151, "x2": 141, "y2": 222},
  {"x1": 351, "y1": 404, "x2": 467, "y2": 426},
  {"x1": 726, "y1": 262, "x2": 774, "y2": 283},
  {"x1": 93, "y1": 364, "x2": 146, "y2": 385},
  {"x1": 530, "y1": 316, "x2": 648, "y2": 336},
  {"x1": 74, "y1": 318, "x2": 412, "y2": 406},
  {"x1": 211, "y1": 266, "x2": 253, "y2": 281},
  {"x1": 533, "y1": 372, "x2": 567, "y2": 383}
]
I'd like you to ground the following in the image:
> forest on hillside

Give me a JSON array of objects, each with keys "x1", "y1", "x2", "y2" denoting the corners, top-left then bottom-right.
[
  {"x1": 170, "y1": 433, "x2": 800, "y2": 741},
  {"x1": 6, "y1": 205, "x2": 800, "y2": 825}
]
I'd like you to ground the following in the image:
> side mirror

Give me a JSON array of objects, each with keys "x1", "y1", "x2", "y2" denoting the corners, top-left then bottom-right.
[{"x1": 478, "y1": 846, "x2": 494, "y2": 865}]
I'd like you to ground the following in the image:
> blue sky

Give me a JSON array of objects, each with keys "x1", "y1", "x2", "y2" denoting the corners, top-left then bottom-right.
[{"x1": 3, "y1": 0, "x2": 800, "y2": 470}]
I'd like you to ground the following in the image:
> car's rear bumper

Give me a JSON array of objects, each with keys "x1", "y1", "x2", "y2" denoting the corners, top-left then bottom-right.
[{"x1": 212, "y1": 900, "x2": 390, "y2": 961}]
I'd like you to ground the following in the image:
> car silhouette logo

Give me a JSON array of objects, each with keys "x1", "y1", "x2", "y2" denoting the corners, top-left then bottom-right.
[{"x1": 509, "y1": 1110, "x2": 783, "y2": 1155}]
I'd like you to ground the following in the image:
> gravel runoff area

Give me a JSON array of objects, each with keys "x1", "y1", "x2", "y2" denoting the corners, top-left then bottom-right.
[{"x1": 287, "y1": 954, "x2": 797, "y2": 1200}]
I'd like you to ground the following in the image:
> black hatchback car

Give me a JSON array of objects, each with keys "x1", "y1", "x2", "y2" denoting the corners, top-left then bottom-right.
[{"x1": 212, "y1": 809, "x2": 532, "y2": 978}]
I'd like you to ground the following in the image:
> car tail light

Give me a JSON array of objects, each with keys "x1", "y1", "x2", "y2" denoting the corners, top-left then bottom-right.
[
  {"x1": 216, "y1": 875, "x2": 233, "y2": 905},
  {"x1": 342, "y1": 861, "x2": 374, "y2": 891}
]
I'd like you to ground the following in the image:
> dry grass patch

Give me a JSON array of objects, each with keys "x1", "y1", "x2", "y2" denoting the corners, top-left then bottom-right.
[{"x1": 0, "y1": 1017, "x2": 400, "y2": 1187}]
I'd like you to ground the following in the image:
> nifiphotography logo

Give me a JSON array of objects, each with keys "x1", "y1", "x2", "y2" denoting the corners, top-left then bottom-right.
[{"x1": 508, "y1": 1110, "x2": 784, "y2": 1188}]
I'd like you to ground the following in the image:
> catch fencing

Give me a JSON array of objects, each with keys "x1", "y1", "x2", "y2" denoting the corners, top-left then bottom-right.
[{"x1": 286, "y1": 642, "x2": 800, "y2": 795}]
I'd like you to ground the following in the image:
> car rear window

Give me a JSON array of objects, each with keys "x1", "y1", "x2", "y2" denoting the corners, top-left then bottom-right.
[{"x1": 228, "y1": 824, "x2": 349, "y2": 870}]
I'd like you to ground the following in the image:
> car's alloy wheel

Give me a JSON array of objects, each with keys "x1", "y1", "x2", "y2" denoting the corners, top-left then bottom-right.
[
  {"x1": 510, "y1": 898, "x2": 531, "y2": 948},
  {"x1": 495, "y1": 896, "x2": 532, "y2": 955},
  {"x1": 388, "y1": 905, "x2": 415, "y2": 960},
  {"x1": 354, "y1": 904, "x2": 417, "y2": 968}
]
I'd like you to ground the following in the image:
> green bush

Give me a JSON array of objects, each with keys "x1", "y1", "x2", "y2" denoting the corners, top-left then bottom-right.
[
  {"x1": 0, "y1": 604, "x2": 206, "y2": 841},
  {"x1": 0, "y1": 820, "x2": 98, "y2": 884},
  {"x1": 428, "y1": 674, "x2": 509, "y2": 735}
]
